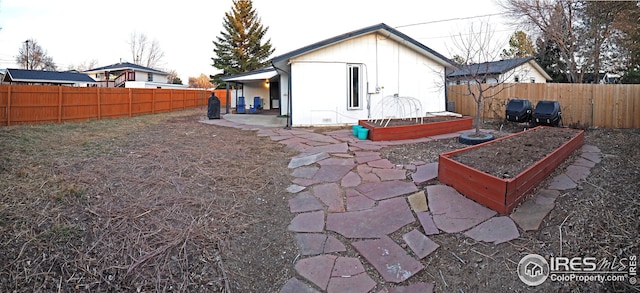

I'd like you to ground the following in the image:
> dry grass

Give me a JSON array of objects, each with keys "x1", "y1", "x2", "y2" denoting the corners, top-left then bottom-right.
[{"x1": 0, "y1": 109, "x2": 296, "y2": 292}]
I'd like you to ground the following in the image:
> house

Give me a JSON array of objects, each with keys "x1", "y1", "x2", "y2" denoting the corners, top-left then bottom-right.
[
  {"x1": 2, "y1": 68, "x2": 96, "y2": 87},
  {"x1": 221, "y1": 23, "x2": 457, "y2": 127},
  {"x1": 447, "y1": 58, "x2": 551, "y2": 85},
  {"x1": 84, "y1": 62, "x2": 185, "y2": 89}
]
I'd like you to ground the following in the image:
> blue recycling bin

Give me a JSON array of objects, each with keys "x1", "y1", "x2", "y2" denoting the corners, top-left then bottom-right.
[{"x1": 237, "y1": 96, "x2": 246, "y2": 114}]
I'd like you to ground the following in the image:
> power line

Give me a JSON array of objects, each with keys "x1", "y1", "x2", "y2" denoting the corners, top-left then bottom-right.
[{"x1": 395, "y1": 13, "x2": 508, "y2": 29}]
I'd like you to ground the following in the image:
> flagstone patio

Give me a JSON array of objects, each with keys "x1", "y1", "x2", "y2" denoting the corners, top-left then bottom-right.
[{"x1": 200, "y1": 118, "x2": 603, "y2": 293}]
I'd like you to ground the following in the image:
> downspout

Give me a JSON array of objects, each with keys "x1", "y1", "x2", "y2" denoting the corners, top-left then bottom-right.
[
  {"x1": 272, "y1": 60, "x2": 292, "y2": 129},
  {"x1": 444, "y1": 67, "x2": 449, "y2": 112}
]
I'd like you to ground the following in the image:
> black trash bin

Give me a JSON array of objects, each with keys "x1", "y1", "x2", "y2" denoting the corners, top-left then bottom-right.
[
  {"x1": 207, "y1": 93, "x2": 221, "y2": 119},
  {"x1": 505, "y1": 98, "x2": 533, "y2": 122},
  {"x1": 533, "y1": 100, "x2": 562, "y2": 126}
]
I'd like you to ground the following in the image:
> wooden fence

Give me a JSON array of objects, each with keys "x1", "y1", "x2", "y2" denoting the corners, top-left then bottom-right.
[
  {"x1": 0, "y1": 85, "x2": 229, "y2": 126},
  {"x1": 447, "y1": 83, "x2": 640, "y2": 129}
]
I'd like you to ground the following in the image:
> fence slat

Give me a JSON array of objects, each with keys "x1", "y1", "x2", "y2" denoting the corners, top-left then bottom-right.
[{"x1": 447, "y1": 83, "x2": 640, "y2": 129}]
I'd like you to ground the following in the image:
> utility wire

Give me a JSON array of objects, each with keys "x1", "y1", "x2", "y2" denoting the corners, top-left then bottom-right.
[{"x1": 395, "y1": 13, "x2": 508, "y2": 28}]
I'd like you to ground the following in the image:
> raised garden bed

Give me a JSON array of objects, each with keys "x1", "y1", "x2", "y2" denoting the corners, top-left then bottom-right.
[
  {"x1": 358, "y1": 116, "x2": 472, "y2": 141},
  {"x1": 438, "y1": 126, "x2": 584, "y2": 215}
]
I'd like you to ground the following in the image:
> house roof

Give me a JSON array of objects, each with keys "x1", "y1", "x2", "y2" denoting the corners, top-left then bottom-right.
[
  {"x1": 271, "y1": 23, "x2": 456, "y2": 69},
  {"x1": 3, "y1": 68, "x2": 96, "y2": 84},
  {"x1": 447, "y1": 57, "x2": 552, "y2": 80},
  {"x1": 85, "y1": 62, "x2": 168, "y2": 75},
  {"x1": 221, "y1": 66, "x2": 278, "y2": 82}
]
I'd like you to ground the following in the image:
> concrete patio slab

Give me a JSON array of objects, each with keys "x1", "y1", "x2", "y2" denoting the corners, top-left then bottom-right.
[
  {"x1": 427, "y1": 185, "x2": 496, "y2": 233},
  {"x1": 352, "y1": 236, "x2": 424, "y2": 283},
  {"x1": 463, "y1": 216, "x2": 520, "y2": 244}
]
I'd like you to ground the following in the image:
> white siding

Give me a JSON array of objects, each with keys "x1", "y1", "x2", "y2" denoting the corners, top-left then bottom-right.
[
  {"x1": 289, "y1": 33, "x2": 447, "y2": 127},
  {"x1": 502, "y1": 62, "x2": 548, "y2": 83},
  {"x1": 235, "y1": 80, "x2": 271, "y2": 110}
]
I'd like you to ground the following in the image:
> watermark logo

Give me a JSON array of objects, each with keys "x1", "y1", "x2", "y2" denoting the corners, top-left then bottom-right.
[
  {"x1": 517, "y1": 254, "x2": 549, "y2": 286},
  {"x1": 517, "y1": 254, "x2": 637, "y2": 286}
]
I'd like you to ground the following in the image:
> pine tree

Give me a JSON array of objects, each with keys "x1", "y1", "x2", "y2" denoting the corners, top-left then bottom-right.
[{"x1": 212, "y1": 0, "x2": 274, "y2": 83}]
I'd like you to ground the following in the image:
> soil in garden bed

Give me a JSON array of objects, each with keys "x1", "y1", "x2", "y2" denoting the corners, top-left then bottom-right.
[
  {"x1": 366, "y1": 116, "x2": 460, "y2": 127},
  {"x1": 450, "y1": 127, "x2": 581, "y2": 179}
]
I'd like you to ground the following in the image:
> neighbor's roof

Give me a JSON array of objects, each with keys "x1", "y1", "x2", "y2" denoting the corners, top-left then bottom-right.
[
  {"x1": 85, "y1": 62, "x2": 168, "y2": 75},
  {"x1": 271, "y1": 23, "x2": 457, "y2": 69},
  {"x1": 221, "y1": 66, "x2": 278, "y2": 82},
  {"x1": 447, "y1": 57, "x2": 552, "y2": 80},
  {"x1": 3, "y1": 68, "x2": 96, "y2": 84}
]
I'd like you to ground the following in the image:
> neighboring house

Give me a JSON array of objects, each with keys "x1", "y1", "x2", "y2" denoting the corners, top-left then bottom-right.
[
  {"x1": 447, "y1": 58, "x2": 551, "y2": 85},
  {"x1": 584, "y1": 72, "x2": 621, "y2": 84},
  {"x1": 222, "y1": 23, "x2": 457, "y2": 127},
  {"x1": 84, "y1": 62, "x2": 184, "y2": 89},
  {"x1": 2, "y1": 68, "x2": 96, "y2": 87}
]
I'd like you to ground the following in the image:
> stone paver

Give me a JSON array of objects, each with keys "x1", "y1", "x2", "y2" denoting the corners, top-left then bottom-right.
[
  {"x1": 295, "y1": 254, "x2": 337, "y2": 290},
  {"x1": 289, "y1": 192, "x2": 324, "y2": 213},
  {"x1": 408, "y1": 191, "x2": 429, "y2": 213},
  {"x1": 314, "y1": 165, "x2": 355, "y2": 183},
  {"x1": 288, "y1": 152, "x2": 330, "y2": 169},
  {"x1": 288, "y1": 211, "x2": 325, "y2": 233},
  {"x1": 313, "y1": 183, "x2": 345, "y2": 213},
  {"x1": 411, "y1": 162, "x2": 438, "y2": 184},
  {"x1": 356, "y1": 181, "x2": 419, "y2": 200},
  {"x1": 292, "y1": 166, "x2": 320, "y2": 179},
  {"x1": 417, "y1": 212, "x2": 440, "y2": 235},
  {"x1": 287, "y1": 184, "x2": 306, "y2": 193},
  {"x1": 464, "y1": 216, "x2": 520, "y2": 244},
  {"x1": 573, "y1": 157, "x2": 596, "y2": 168},
  {"x1": 565, "y1": 165, "x2": 591, "y2": 183},
  {"x1": 402, "y1": 229, "x2": 439, "y2": 259},
  {"x1": 340, "y1": 171, "x2": 361, "y2": 187},
  {"x1": 352, "y1": 236, "x2": 424, "y2": 283},
  {"x1": 327, "y1": 273, "x2": 376, "y2": 293},
  {"x1": 581, "y1": 152, "x2": 602, "y2": 164},
  {"x1": 280, "y1": 277, "x2": 321, "y2": 293},
  {"x1": 510, "y1": 189, "x2": 559, "y2": 231},
  {"x1": 296, "y1": 233, "x2": 327, "y2": 255},
  {"x1": 303, "y1": 142, "x2": 349, "y2": 155},
  {"x1": 427, "y1": 185, "x2": 496, "y2": 233},
  {"x1": 345, "y1": 189, "x2": 376, "y2": 211},
  {"x1": 323, "y1": 235, "x2": 346, "y2": 253},
  {"x1": 293, "y1": 178, "x2": 321, "y2": 187},
  {"x1": 318, "y1": 157, "x2": 356, "y2": 166},
  {"x1": 547, "y1": 173, "x2": 577, "y2": 190},
  {"x1": 367, "y1": 159, "x2": 395, "y2": 169},
  {"x1": 326, "y1": 197, "x2": 414, "y2": 238},
  {"x1": 378, "y1": 282, "x2": 435, "y2": 293},
  {"x1": 373, "y1": 168, "x2": 407, "y2": 181},
  {"x1": 332, "y1": 257, "x2": 365, "y2": 276},
  {"x1": 581, "y1": 144, "x2": 600, "y2": 153}
]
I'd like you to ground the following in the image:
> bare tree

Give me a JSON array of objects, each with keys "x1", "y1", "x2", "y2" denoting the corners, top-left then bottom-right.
[
  {"x1": 128, "y1": 32, "x2": 165, "y2": 69},
  {"x1": 165, "y1": 69, "x2": 182, "y2": 84},
  {"x1": 188, "y1": 74, "x2": 213, "y2": 89},
  {"x1": 448, "y1": 22, "x2": 517, "y2": 136},
  {"x1": 67, "y1": 59, "x2": 99, "y2": 72},
  {"x1": 16, "y1": 39, "x2": 57, "y2": 70}
]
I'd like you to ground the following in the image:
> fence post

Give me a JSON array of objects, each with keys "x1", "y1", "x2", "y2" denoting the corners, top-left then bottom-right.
[
  {"x1": 7, "y1": 85, "x2": 11, "y2": 126},
  {"x1": 97, "y1": 87, "x2": 101, "y2": 120},
  {"x1": 58, "y1": 86, "x2": 63, "y2": 123},
  {"x1": 128, "y1": 89, "x2": 132, "y2": 117},
  {"x1": 152, "y1": 89, "x2": 156, "y2": 114}
]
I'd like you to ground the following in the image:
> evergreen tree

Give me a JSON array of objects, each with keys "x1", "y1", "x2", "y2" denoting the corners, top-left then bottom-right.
[
  {"x1": 212, "y1": 0, "x2": 274, "y2": 84},
  {"x1": 500, "y1": 31, "x2": 535, "y2": 59}
]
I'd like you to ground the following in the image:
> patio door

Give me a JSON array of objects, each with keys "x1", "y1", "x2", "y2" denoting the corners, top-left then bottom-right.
[{"x1": 270, "y1": 81, "x2": 280, "y2": 109}]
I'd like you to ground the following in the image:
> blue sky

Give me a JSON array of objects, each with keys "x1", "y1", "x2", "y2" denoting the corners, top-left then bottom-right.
[{"x1": 0, "y1": 0, "x2": 513, "y2": 82}]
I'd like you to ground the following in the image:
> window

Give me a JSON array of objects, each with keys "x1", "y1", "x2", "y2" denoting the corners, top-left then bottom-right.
[
  {"x1": 514, "y1": 75, "x2": 520, "y2": 83},
  {"x1": 530, "y1": 77, "x2": 535, "y2": 83},
  {"x1": 147, "y1": 73, "x2": 153, "y2": 82},
  {"x1": 347, "y1": 64, "x2": 362, "y2": 109},
  {"x1": 455, "y1": 80, "x2": 461, "y2": 85}
]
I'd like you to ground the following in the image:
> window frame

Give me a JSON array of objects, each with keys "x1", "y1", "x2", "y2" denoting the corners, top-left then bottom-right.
[
  {"x1": 347, "y1": 64, "x2": 362, "y2": 110},
  {"x1": 147, "y1": 73, "x2": 153, "y2": 82}
]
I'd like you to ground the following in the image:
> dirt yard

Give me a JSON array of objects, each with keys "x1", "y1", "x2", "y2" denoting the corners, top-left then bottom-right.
[{"x1": 1, "y1": 110, "x2": 638, "y2": 292}]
